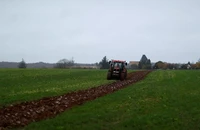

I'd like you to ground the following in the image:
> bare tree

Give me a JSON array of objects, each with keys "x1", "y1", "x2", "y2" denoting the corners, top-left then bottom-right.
[{"x1": 55, "y1": 58, "x2": 74, "y2": 68}]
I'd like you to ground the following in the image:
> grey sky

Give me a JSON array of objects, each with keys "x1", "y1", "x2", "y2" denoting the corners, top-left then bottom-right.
[{"x1": 0, "y1": 0, "x2": 200, "y2": 63}]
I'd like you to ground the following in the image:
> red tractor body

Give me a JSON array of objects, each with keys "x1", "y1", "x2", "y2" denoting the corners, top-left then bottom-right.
[{"x1": 107, "y1": 60, "x2": 127, "y2": 80}]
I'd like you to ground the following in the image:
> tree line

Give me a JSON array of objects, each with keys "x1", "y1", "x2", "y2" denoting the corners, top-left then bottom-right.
[
  {"x1": 18, "y1": 56, "x2": 200, "y2": 69},
  {"x1": 130, "y1": 56, "x2": 200, "y2": 70},
  {"x1": 153, "y1": 61, "x2": 200, "y2": 70}
]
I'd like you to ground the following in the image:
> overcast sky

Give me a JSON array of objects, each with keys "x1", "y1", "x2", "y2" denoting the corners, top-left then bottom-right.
[{"x1": 0, "y1": 0, "x2": 199, "y2": 63}]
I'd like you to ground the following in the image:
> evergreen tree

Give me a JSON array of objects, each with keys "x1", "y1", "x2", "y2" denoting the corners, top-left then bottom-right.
[
  {"x1": 138, "y1": 54, "x2": 151, "y2": 69},
  {"x1": 18, "y1": 59, "x2": 27, "y2": 68},
  {"x1": 99, "y1": 56, "x2": 109, "y2": 69}
]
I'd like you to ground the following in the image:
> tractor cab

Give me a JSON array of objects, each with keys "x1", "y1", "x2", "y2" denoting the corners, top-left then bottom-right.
[{"x1": 107, "y1": 60, "x2": 127, "y2": 80}]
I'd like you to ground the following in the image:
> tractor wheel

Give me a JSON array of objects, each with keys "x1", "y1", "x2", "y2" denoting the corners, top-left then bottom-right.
[
  {"x1": 107, "y1": 72, "x2": 112, "y2": 80},
  {"x1": 124, "y1": 71, "x2": 127, "y2": 79},
  {"x1": 120, "y1": 73, "x2": 125, "y2": 81}
]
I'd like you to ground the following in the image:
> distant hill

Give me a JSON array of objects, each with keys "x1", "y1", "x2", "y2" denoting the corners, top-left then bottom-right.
[
  {"x1": 28, "y1": 62, "x2": 56, "y2": 68},
  {"x1": 0, "y1": 62, "x2": 98, "y2": 68},
  {"x1": 0, "y1": 62, "x2": 19, "y2": 68},
  {"x1": 0, "y1": 62, "x2": 55, "y2": 68}
]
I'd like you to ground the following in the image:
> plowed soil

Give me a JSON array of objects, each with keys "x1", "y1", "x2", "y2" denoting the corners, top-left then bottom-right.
[{"x1": 0, "y1": 70, "x2": 151, "y2": 129}]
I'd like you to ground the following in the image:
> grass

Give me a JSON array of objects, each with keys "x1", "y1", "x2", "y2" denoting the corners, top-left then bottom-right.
[
  {"x1": 22, "y1": 70, "x2": 200, "y2": 130},
  {"x1": 0, "y1": 69, "x2": 113, "y2": 106}
]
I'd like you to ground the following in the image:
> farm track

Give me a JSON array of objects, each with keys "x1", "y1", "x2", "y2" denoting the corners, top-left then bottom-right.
[{"x1": 0, "y1": 70, "x2": 151, "y2": 129}]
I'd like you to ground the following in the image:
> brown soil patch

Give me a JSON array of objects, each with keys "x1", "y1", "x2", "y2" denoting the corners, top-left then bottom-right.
[{"x1": 0, "y1": 71, "x2": 151, "y2": 129}]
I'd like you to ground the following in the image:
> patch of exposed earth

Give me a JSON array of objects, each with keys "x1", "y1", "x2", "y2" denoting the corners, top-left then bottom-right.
[{"x1": 0, "y1": 71, "x2": 151, "y2": 129}]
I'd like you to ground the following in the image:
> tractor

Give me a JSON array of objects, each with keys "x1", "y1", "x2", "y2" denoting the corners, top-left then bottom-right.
[{"x1": 107, "y1": 60, "x2": 127, "y2": 81}]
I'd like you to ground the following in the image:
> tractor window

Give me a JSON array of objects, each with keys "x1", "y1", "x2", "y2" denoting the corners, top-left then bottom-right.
[{"x1": 114, "y1": 62, "x2": 122, "y2": 67}]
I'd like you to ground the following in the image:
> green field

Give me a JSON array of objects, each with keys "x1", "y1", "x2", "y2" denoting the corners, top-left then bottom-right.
[
  {"x1": 1, "y1": 69, "x2": 200, "y2": 129},
  {"x1": 0, "y1": 69, "x2": 113, "y2": 106}
]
